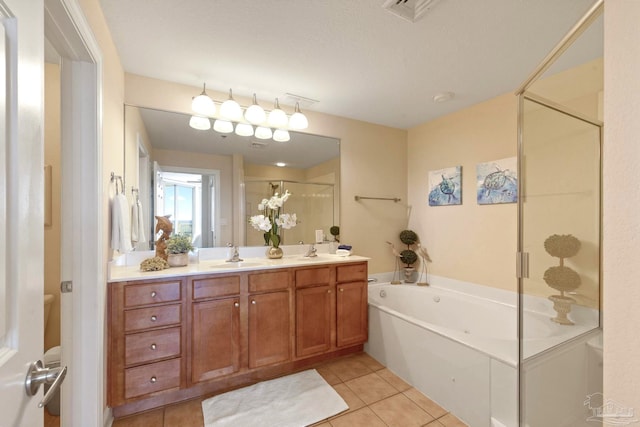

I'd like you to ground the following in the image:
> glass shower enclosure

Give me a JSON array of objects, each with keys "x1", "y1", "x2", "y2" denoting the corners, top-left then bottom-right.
[
  {"x1": 244, "y1": 180, "x2": 335, "y2": 247},
  {"x1": 516, "y1": 2, "x2": 603, "y2": 425}
]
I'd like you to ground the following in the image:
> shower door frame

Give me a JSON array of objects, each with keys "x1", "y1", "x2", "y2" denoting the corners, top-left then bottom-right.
[{"x1": 516, "y1": 91, "x2": 603, "y2": 426}]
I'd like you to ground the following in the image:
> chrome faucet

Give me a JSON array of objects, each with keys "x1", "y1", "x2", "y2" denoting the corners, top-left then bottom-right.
[
  {"x1": 304, "y1": 244, "x2": 318, "y2": 257},
  {"x1": 226, "y1": 245, "x2": 243, "y2": 262}
]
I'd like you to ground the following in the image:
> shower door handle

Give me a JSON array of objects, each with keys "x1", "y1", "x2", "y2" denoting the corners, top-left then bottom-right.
[{"x1": 517, "y1": 252, "x2": 529, "y2": 279}]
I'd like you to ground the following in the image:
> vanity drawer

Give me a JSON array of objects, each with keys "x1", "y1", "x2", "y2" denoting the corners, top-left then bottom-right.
[
  {"x1": 124, "y1": 280, "x2": 182, "y2": 307},
  {"x1": 124, "y1": 358, "x2": 181, "y2": 399},
  {"x1": 249, "y1": 270, "x2": 290, "y2": 292},
  {"x1": 295, "y1": 267, "x2": 330, "y2": 289},
  {"x1": 125, "y1": 327, "x2": 181, "y2": 366},
  {"x1": 192, "y1": 275, "x2": 240, "y2": 300},
  {"x1": 336, "y1": 263, "x2": 367, "y2": 283},
  {"x1": 124, "y1": 304, "x2": 182, "y2": 332}
]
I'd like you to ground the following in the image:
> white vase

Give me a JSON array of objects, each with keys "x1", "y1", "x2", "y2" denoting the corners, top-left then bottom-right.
[{"x1": 167, "y1": 253, "x2": 188, "y2": 267}]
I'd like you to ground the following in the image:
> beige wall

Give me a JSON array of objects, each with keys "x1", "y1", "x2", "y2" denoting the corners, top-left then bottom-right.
[
  {"x1": 407, "y1": 93, "x2": 518, "y2": 291},
  {"x1": 44, "y1": 63, "x2": 61, "y2": 351},
  {"x1": 603, "y1": 0, "x2": 640, "y2": 411},
  {"x1": 125, "y1": 74, "x2": 408, "y2": 273}
]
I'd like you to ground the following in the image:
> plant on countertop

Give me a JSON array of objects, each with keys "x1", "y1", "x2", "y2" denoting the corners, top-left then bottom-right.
[
  {"x1": 330, "y1": 226, "x2": 340, "y2": 242},
  {"x1": 165, "y1": 233, "x2": 194, "y2": 254},
  {"x1": 249, "y1": 190, "x2": 297, "y2": 248}
]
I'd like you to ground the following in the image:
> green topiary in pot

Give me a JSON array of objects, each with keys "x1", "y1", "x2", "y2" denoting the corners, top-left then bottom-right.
[
  {"x1": 400, "y1": 249, "x2": 418, "y2": 267},
  {"x1": 165, "y1": 234, "x2": 194, "y2": 254},
  {"x1": 399, "y1": 229, "x2": 418, "y2": 246},
  {"x1": 329, "y1": 225, "x2": 340, "y2": 242}
]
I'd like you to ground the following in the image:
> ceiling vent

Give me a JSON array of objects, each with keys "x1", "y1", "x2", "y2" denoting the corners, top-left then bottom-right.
[
  {"x1": 250, "y1": 140, "x2": 269, "y2": 149},
  {"x1": 283, "y1": 93, "x2": 319, "y2": 109},
  {"x1": 382, "y1": 0, "x2": 441, "y2": 23}
]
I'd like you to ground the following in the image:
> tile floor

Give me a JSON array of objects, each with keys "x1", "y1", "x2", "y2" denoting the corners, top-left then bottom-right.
[{"x1": 107, "y1": 352, "x2": 468, "y2": 427}]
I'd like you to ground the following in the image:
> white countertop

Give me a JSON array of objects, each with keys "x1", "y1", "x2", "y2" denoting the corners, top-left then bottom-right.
[{"x1": 108, "y1": 253, "x2": 369, "y2": 282}]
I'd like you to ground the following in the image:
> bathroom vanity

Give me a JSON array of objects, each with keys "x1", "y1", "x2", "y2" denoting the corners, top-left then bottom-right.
[{"x1": 107, "y1": 256, "x2": 368, "y2": 417}]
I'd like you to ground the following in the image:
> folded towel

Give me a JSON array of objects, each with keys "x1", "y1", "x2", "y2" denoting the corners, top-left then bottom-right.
[
  {"x1": 338, "y1": 245, "x2": 352, "y2": 250},
  {"x1": 111, "y1": 194, "x2": 133, "y2": 253},
  {"x1": 131, "y1": 199, "x2": 147, "y2": 245}
]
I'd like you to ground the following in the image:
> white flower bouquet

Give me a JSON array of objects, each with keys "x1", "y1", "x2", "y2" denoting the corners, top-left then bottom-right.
[{"x1": 249, "y1": 190, "x2": 297, "y2": 248}]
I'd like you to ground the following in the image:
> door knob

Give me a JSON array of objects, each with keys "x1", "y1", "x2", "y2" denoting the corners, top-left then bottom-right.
[{"x1": 25, "y1": 360, "x2": 68, "y2": 408}]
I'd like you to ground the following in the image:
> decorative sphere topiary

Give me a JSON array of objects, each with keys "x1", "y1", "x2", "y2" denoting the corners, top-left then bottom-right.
[
  {"x1": 330, "y1": 226, "x2": 340, "y2": 237},
  {"x1": 543, "y1": 266, "x2": 581, "y2": 293},
  {"x1": 544, "y1": 234, "x2": 581, "y2": 259},
  {"x1": 399, "y1": 230, "x2": 418, "y2": 246},
  {"x1": 400, "y1": 249, "x2": 418, "y2": 266}
]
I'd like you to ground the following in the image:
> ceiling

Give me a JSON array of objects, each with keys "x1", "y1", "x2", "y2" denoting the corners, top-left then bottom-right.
[{"x1": 99, "y1": 0, "x2": 601, "y2": 130}]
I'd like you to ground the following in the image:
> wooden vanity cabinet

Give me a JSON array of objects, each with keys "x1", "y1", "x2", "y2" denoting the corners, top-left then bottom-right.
[
  {"x1": 189, "y1": 274, "x2": 241, "y2": 384},
  {"x1": 295, "y1": 262, "x2": 368, "y2": 358},
  {"x1": 108, "y1": 277, "x2": 187, "y2": 407},
  {"x1": 108, "y1": 260, "x2": 367, "y2": 417},
  {"x1": 247, "y1": 270, "x2": 292, "y2": 369}
]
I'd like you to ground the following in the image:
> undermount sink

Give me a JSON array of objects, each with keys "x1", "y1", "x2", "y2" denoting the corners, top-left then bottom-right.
[{"x1": 210, "y1": 261, "x2": 265, "y2": 269}]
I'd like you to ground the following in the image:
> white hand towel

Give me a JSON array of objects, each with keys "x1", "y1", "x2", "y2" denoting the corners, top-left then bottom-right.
[
  {"x1": 111, "y1": 193, "x2": 133, "y2": 253},
  {"x1": 131, "y1": 199, "x2": 146, "y2": 245}
]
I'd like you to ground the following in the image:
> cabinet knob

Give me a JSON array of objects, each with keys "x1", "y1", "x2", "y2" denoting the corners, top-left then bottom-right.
[
  {"x1": 150, "y1": 376, "x2": 157, "y2": 383},
  {"x1": 150, "y1": 315, "x2": 157, "y2": 322},
  {"x1": 150, "y1": 343, "x2": 157, "y2": 350},
  {"x1": 251, "y1": 300, "x2": 256, "y2": 305},
  {"x1": 151, "y1": 291, "x2": 157, "y2": 298},
  {"x1": 234, "y1": 302, "x2": 239, "y2": 307},
  {"x1": 339, "y1": 288, "x2": 344, "y2": 292},
  {"x1": 327, "y1": 290, "x2": 331, "y2": 294}
]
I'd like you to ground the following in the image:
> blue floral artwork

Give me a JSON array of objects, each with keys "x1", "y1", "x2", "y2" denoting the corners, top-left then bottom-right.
[
  {"x1": 428, "y1": 166, "x2": 462, "y2": 206},
  {"x1": 476, "y1": 157, "x2": 517, "y2": 205}
]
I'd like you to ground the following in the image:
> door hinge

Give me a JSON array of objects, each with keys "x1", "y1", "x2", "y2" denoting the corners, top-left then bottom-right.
[{"x1": 60, "y1": 281, "x2": 73, "y2": 293}]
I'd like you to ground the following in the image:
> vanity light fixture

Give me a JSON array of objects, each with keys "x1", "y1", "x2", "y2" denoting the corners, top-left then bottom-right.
[
  {"x1": 273, "y1": 129, "x2": 290, "y2": 142},
  {"x1": 235, "y1": 122, "x2": 254, "y2": 137},
  {"x1": 213, "y1": 119, "x2": 234, "y2": 133},
  {"x1": 267, "y1": 98, "x2": 288, "y2": 128},
  {"x1": 189, "y1": 115, "x2": 211, "y2": 130},
  {"x1": 288, "y1": 103, "x2": 309, "y2": 130},
  {"x1": 254, "y1": 126, "x2": 273, "y2": 140},
  {"x1": 191, "y1": 83, "x2": 216, "y2": 116},
  {"x1": 244, "y1": 94, "x2": 267, "y2": 124},
  {"x1": 220, "y1": 89, "x2": 243, "y2": 121}
]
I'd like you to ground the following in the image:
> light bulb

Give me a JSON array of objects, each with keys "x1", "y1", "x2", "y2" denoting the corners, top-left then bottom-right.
[
  {"x1": 254, "y1": 126, "x2": 273, "y2": 140},
  {"x1": 288, "y1": 102, "x2": 308, "y2": 130},
  {"x1": 245, "y1": 94, "x2": 266, "y2": 124},
  {"x1": 267, "y1": 98, "x2": 288, "y2": 128},
  {"x1": 213, "y1": 119, "x2": 233, "y2": 133},
  {"x1": 189, "y1": 115, "x2": 211, "y2": 130},
  {"x1": 220, "y1": 89, "x2": 242, "y2": 120},
  {"x1": 273, "y1": 129, "x2": 290, "y2": 142},
  {"x1": 235, "y1": 122, "x2": 254, "y2": 137},
  {"x1": 191, "y1": 83, "x2": 216, "y2": 116}
]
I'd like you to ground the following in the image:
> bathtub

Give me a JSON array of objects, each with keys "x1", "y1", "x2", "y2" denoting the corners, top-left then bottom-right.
[{"x1": 364, "y1": 279, "x2": 600, "y2": 427}]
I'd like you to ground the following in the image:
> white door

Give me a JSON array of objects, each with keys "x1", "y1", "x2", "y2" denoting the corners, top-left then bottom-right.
[{"x1": 0, "y1": 0, "x2": 46, "y2": 426}]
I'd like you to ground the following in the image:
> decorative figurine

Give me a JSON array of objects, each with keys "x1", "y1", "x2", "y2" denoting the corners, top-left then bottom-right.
[{"x1": 154, "y1": 215, "x2": 173, "y2": 261}]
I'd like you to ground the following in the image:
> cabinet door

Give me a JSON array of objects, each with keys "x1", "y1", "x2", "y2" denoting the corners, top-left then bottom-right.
[
  {"x1": 336, "y1": 281, "x2": 368, "y2": 347},
  {"x1": 248, "y1": 291, "x2": 291, "y2": 369},
  {"x1": 296, "y1": 285, "x2": 332, "y2": 358},
  {"x1": 191, "y1": 297, "x2": 240, "y2": 383}
]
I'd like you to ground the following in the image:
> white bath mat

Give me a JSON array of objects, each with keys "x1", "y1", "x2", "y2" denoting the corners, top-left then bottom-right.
[{"x1": 201, "y1": 369, "x2": 348, "y2": 427}]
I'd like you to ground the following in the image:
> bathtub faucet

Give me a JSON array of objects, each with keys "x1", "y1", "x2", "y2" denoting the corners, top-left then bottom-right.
[{"x1": 304, "y1": 244, "x2": 318, "y2": 257}]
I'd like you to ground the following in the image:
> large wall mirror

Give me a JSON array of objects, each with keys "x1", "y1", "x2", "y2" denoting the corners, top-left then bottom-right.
[{"x1": 124, "y1": 105, "x2": 340, "y2": 249}]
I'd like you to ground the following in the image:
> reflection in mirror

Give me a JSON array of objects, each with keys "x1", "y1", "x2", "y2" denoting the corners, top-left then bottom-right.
[{"x1": 124, "y1": 105, "x2": 340, "y2": 249}]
